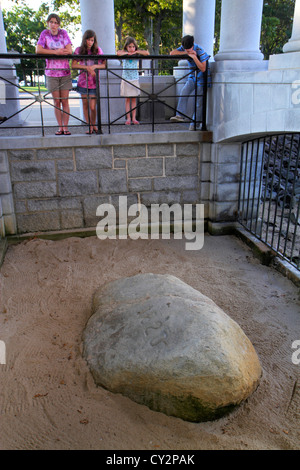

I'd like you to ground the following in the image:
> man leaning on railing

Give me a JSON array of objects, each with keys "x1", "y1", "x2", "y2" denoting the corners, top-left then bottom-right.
[{"x1": 169, "y1": 35, "x2": 211, "y2": 130}]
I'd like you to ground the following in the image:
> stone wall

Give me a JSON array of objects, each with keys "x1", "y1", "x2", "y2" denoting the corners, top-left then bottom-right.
[
  {"x1": 209, "y1": 61, "x2": 300, "y2": 143},
  {"x1": 0, "y1": 131, "x2": 242, "y2": 237},
  {"x1": 0, "y1": 149, "x2": 16, "y2": 237}
]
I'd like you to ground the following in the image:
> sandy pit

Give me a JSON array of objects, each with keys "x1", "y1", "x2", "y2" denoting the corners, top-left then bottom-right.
[{"x1": 0, "y1": 233, "x2": 299, "y2": 450}]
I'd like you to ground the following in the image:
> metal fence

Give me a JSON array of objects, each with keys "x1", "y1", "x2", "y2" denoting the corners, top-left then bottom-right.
[
  {"x1": 0, "y1": 53, "x2": 208, "y2": 135},
  {"x1": 238, "y1": 134, "x2": 300, "y2": 271}
]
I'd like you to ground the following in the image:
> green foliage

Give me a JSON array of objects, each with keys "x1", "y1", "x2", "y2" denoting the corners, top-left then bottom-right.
[
  {"x1": 114, "y1": 0, "x2": 182, "y2": 55},
  {"x1": 3, "y1": 3, "x2": 47, "y2": 84},
  {"x1": 2, "y1": 0, "x2": 296, "y2": 69},
  {"x1": 261, "y1": 0, "x2": 295, "y2": 58}
]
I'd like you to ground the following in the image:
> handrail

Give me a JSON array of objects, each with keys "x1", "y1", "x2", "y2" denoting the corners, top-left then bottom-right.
[{"x1": 0, "y1": 53, "x2": 209, "y2": 135}]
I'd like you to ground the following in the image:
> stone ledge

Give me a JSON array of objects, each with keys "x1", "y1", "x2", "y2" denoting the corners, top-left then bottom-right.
[
  {"x1": 0, "y1": 130, "x2": 213, "y2": 150},
  {"x1": 235, "y1": 226, "x2": 299, "y2": 288},
  {"x1": 235, "y1": 226, "x2": 276, "y2": 265}
]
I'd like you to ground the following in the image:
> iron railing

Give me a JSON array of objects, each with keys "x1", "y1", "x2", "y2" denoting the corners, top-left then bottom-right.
[
  {"x1": 0, "y1": 53, "x2": 208, "y2": 135},
  {"x1": 238, "y1": 134, "x2": 300, "y2": 271}
]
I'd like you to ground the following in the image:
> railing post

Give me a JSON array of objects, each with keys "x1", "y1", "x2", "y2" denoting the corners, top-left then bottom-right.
[
  {"x1": 95, "y1": 66, "x2": 102, "y2": 134},
  {"x1": 201, "y1": 63, "x2": 208, "y2": 131},
  {"x1": 151, "y1": 58, "x2": 155, "y2": 133},
  {"x1": 193, "y1": 69, "x2": 197, "y2": 131}
]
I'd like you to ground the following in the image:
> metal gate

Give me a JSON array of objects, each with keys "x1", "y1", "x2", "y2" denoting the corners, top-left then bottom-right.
[{"x1": 238, "y1": 134, "x2": 300, "y2": 271}]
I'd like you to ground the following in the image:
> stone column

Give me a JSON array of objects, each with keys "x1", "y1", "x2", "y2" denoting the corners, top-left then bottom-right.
[
  {"x1": 173, "y1": 0, "x2": 216, "y2": 122},
  {"x1": 174, "y1": 0, "x2": 215, "y2": 90},
  {"x1": 182, "y1": 0, "x2": 216, "y2": 58},
  {"x1": 283, "y1": 0, "x2": 300, "y2": 53},
  {"x1": 214, "y1": 0, "x2": 265, "y2": 70},
  {"x1": 79, "y1": 0, "x2": 115, "y2": 54},
  {"x1": 0, "y1": 4, "x2": 22, "y2": 125},
  {"x1": 79, "y1": 0, "x2": 122, "y2": 125}
]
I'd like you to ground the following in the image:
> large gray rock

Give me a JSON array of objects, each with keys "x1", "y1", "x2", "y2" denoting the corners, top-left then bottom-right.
[{"x1": 82, "y1": 273, "x2": 262, "y2": 422}]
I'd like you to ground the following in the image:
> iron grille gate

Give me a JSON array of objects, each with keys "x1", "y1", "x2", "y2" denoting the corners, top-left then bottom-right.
[{"x1": 238, "y1": 134, "x2": 300, "y2": 271}]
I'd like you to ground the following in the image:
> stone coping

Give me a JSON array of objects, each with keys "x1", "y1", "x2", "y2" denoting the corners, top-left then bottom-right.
[{"x1": 0, "y1": 130, "x2": 213, "y2": 150}]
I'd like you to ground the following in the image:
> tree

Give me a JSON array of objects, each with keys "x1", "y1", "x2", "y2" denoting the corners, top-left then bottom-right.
[
  {"x1": 3, "y1": 0, "x2": 296, "y2": 78},
  {"x1": 213, "y1": 0, "x2": 295, "y2": 59},
  {"x1": 3, "y1": 3, "x2": 46, "y2": 85},
  {"x1": 114, "y1": 0, "x2": 182, "y2": 55},
  {"x1": 261, "y1": 0, "x2": 295, "y2": 58},
  {"x1": 3, "y1": 0, "x2": 81, "y2": 84}
]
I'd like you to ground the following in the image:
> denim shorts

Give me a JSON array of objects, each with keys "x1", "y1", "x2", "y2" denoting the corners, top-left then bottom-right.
[{"x1": 77, "y1": 86, "x2": 97, "y2": 96}]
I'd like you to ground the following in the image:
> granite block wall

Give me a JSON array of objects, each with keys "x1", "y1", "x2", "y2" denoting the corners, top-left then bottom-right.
[{"x1": 0, "y1": 133, "x2": 241, "y2": 236}]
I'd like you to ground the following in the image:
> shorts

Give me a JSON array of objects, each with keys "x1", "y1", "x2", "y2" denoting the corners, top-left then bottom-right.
[
  {"x1": 120, "y1": 79, "x2": 140, "y2": 97},
  {"x1": 46, "y1": 75, "x2": 72, "y2": 93},
  {"x1": 77, "y1": 86, "x2": 97, "y2": 96}
]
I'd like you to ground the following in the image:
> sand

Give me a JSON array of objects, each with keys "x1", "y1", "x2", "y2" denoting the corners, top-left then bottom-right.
[{"x1": 0, "y1": 233, "x2": 299, "y2": 450}]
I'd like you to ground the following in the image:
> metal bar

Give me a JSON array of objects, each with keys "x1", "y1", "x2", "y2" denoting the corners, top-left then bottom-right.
[
  {"x1": 95, "y1": 63, "x2": 102, "y2": 134},
  {"x1": 151, "y1": 58, "x2": 155, "y2": 133},
  {"x1": 201, "y1": 63, "x2": 208, "y2": 131},
  {"x1": 36, "y1": 59, "x2": 45, "y2": 136}
]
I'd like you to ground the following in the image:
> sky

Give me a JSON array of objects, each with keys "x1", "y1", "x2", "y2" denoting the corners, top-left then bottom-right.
[{"x1": 1, "y1": 0, "x2": 39, "y2": 10}]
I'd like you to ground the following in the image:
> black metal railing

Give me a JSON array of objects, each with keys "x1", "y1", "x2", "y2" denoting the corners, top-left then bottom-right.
[
  {"x1": 238, "y1": 134, "x2": 300, "y2": 271},
  {"x1": 0, "y1": 53, "x2": 208, "y2": 135}
]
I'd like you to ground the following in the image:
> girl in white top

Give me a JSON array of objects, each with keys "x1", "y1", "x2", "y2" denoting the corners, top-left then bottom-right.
[{"x1": 117, "y1": 37, "x2": 149, "y2": 125}]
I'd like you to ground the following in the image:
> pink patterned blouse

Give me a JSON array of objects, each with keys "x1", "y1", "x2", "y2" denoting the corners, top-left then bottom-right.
[
  {"x1": 74, "y1": 47, "x2": 104, "y2": 89},
  {"x1": 37, "y1": 29, "x2": 72, "y2": 77}
]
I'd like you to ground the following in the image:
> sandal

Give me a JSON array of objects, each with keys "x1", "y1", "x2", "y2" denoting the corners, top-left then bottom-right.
[
  {"x1": 132, "y1": 120, "x2": 139, "y2": 125},
  {"x1": 63, "y1": 130, "x2": 71, "y2": 135},
  {"x1": 125, "y1": 120, "x2": 131, "y2": 125},
  {"x1": 55, "y1": 130, "x2": 64, "y2": 135}
]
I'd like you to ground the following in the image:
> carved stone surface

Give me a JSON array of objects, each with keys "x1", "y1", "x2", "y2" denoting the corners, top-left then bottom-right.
[{"x1": 82, "y1": 273, "x2": 262, "y2": 422}]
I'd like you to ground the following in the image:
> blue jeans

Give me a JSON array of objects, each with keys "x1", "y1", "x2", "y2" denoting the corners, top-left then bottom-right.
[{"x1": 177, "y1": 79, "x2": 203, "y2": 124}]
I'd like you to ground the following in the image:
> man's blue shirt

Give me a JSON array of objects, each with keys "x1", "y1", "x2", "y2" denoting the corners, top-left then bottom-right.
[{"x1": 177, "y1": 43, "x2": 212, "y2": 87}]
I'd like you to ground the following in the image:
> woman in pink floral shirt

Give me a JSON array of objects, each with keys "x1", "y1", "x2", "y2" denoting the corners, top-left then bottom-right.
[
  {"x1": 36, "y1": 14, "x2": 72, "y2": 135},
  {"x1": 72, "y1": 30, "x2": 106, "y2": 134}
]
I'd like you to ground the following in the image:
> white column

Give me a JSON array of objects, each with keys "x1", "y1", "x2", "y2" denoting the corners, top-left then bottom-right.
[
  {"x1": 0, "y1": 3, "x2": 22, "y2": 124},
  {"x1": 215, "y1": 0, "x2": 264, "y2": 64},
  {"x1": 0, "y1": 1, "x2": 7, "y2": 53},
  {"x1": 79, "y1": 0, "x2": 115, "y2": 54},
  {"x1": 174, "y1": 0, "x2": 215, "y2": 80},
  {"x1": 183, "y1": 0, "x2": 216, "y2": 58},
  {"x1": 283, "y1": 0, "x2": 300, "y2": 53},
  {"x1": 79, "y1": 0, "x2": 123, "y2": 124}
]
